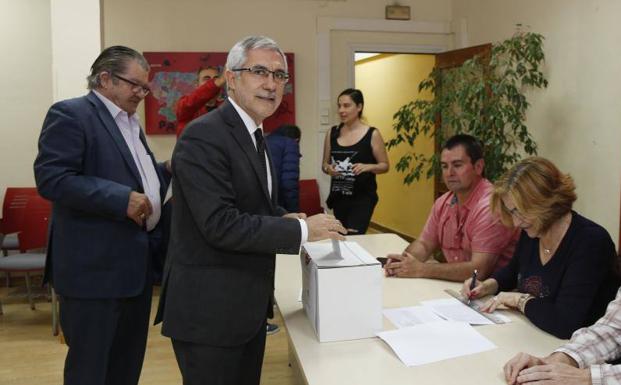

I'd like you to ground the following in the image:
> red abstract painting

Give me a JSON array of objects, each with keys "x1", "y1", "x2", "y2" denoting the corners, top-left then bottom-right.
[{"x1": 143, "y1": 52, "x2": 296, "y2": 135}]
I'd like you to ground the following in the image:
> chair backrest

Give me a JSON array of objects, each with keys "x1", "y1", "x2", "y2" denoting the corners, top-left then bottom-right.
[
  {"x1": 17, "y1": 194, "x2": 51, "y2": 252},
  {"x1": 1, "y1": 187, "x2": 39, "y2": 235},
  {"x1": 299, "y1": 179, "x2": 324, "y2": 216}
]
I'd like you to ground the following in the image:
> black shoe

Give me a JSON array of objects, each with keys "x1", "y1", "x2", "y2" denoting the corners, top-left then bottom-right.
[{"x1": 266, "y1": 322, "x2": 280, "y2": 335}]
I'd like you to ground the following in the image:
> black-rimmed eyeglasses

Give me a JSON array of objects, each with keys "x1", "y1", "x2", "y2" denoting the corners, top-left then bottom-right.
[
  {"x1": 231, "y1": 65, "x2": 289, "y2": 84},
  {"x1": 112, "y1": 73, "x2": 151, "y2": 95}
]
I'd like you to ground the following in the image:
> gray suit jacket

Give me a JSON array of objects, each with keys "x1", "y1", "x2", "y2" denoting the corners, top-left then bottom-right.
[{"x1": 156, "y1": 100, "x2": 301, "y2": 346}]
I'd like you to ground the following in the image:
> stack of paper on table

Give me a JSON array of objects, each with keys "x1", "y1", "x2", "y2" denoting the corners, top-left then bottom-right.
[
  {"x1": 378, "y1": 296, "x2": 512, "y2": 366},
  {"x1": 377, "y1": 321, "x2": 496, "y2": 366}
]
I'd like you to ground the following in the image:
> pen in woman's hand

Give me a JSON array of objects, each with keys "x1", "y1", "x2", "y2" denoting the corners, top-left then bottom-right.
[{"x1": 467, "y1": 269, "x2": 478, "y2": 304}]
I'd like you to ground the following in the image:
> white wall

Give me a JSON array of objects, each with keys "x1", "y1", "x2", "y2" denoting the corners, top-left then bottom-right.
[
  {"x1": 1, "y1": 0, "x2": 452, "y2": 221},
  {"x1": 5, "y1": 0, "x2": 617, "y2": 241},
  {"x1": 0, "y1": 0, "x2": 100, "y2": 211},
  {"x1": 50, "y1": 0, "x2": 101, "y2": 101},
  {"x1": 0, "y1": 0, "x2": 52, "y2": 204},
  {"x1": 100, "y1": 0, "x2": 453, "y2": 179},
  {"x1": 452, "y1": 0, "x2": 621, "y2": 243}
]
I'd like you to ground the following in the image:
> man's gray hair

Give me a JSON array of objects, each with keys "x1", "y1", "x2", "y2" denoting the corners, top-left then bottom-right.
[
  {"x1": 225, "y1": 36, "x2": 287, "y2": 75},
  {"x1": 86, "y1": 46, "x2": 149, "y2": 90}
]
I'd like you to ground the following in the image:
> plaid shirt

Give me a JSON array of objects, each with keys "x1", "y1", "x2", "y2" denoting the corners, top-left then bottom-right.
[{"x1": 556, "y1": 287, "x2": 621, "y2": 385}]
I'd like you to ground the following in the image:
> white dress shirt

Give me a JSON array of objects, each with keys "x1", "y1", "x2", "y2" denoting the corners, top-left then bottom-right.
[{"x1": 94, "y1": 90, "x2": 161, "y2": 231}]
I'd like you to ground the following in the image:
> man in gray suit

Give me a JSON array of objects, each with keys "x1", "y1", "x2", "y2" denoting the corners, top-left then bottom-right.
[{"x1": 156, "y1": 35, "x2": 346, "y2": 385}]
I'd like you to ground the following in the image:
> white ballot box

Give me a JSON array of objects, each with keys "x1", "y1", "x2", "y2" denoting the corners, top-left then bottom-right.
[{"x1": 300, "y1": 241, "x2": 383, "y2": 342}]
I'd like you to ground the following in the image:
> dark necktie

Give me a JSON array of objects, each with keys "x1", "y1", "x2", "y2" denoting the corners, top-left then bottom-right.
[{"x1": 254, "y1": 128, "x2": 268, "y2": 186}]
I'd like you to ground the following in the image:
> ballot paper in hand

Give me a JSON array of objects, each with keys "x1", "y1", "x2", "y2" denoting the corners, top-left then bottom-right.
[
  {"x1": 331, "y1": 239, "x2": 343, "y2": 259},
  {"x1": 383, "y1": 306, "x2": 443, "y2": 328},
  {"x1": 377, "y1": 321, "x2": 496, "y2": 366}
]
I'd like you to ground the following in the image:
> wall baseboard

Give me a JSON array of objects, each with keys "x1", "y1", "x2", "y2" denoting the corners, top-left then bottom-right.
[{"x1": 368, "y1": 221, "x2": 415, "y2": 243}]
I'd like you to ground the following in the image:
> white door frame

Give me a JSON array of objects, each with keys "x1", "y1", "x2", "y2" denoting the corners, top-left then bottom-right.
[{"x1": 315, "y1": 17, "x2": 457, "y2": 197}]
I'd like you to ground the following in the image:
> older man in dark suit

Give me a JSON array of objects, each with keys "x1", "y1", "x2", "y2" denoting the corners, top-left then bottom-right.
[
  {"x1": 156, "y1": 36, "x2": 346, "y2": 385},
  {"x1": 34, "y1": 46, "x2": 171, "y2": 385}
]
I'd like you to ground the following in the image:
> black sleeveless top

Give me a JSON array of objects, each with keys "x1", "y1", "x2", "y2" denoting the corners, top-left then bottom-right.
[{"x1": 326, "y1": 125, "x2": 378, "y2": 208}]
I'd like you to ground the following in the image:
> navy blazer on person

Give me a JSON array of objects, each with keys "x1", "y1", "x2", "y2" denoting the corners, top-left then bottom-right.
[
  {"x1": 156, "y1": 100, "x2": 301, "y2": 347},
  {"x1": 265, "y1": 133, "x2": 300, "y2": 212},
  {"x1": 34, "y1": 92, "x2": 171, "y2": 299}
]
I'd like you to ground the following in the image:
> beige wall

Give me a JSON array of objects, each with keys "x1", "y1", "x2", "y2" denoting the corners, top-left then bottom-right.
[
  {"x1": 0, "y1": 0, "x2": 99, "y2": 211},
  {"x1": 355, "y1": 54, "x2": 436, "y2": 238},
  {"x1": 0, "y1": 0, "x2": 451, "y2": 215},
  {"x1": 100, "y1": 0, "x2": 452, "y2": 181},
  {"x1": 50, "y1": 0, "x2": 101, "y2": 101},
  {"x1": 4, "y1": 0, "x2": 619, "y2": 243},
  {"x1": 452, "y1": 0, "x2": 621, "y2": 244},
  {"x1": 0, "y1": 0, "x2": 52, "y2": 204}
]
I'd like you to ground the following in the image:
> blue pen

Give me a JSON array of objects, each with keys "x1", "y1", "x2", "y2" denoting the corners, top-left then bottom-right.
[{"x1": 467, "y1": 269, "x2": 478, "y2": 305}]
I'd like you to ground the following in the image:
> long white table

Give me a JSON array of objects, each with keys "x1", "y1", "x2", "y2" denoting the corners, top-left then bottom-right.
[{"x1": 275, "y1": 233, "x2": 565, "y2": 385}]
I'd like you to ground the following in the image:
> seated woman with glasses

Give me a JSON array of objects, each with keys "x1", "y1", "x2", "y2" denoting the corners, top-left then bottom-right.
[{"x1": 462, "y1": 157, "x2": 620, "y2": 339}]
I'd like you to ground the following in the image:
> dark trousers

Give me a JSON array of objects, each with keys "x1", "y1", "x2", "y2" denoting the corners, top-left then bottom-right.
[
  {"x1": 171, "y1": 321, "x2": 267, "y2": 385},
  {"x1": 332, "y1": 195, "x2": 377, "y2": 235},
  {"x1": 59, "y1": 281, "x2": 153, "y2": 385}
]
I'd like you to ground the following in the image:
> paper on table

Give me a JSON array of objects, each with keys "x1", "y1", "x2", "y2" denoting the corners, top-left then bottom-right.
[
  {"x1": 383, "y1": 306, "x2": 443, "y2": 328},
  {"x1": 377, "y1": 321, "x2": 496, "y2": 366},
  {"x1": 421, "y1": 298, "x2": 494, "y2": 325}
]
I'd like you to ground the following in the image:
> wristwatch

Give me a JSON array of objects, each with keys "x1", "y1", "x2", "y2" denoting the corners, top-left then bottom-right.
[{"x1": 517, "y1": 293, "x2": 534, "y2": 313}]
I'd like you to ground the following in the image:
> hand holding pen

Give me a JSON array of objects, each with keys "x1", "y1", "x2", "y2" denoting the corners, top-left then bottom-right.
[
  {"x1": 462, "y1": 269, "x2": 483, "y2": 302},
  {"x1": 462, "y1": 274, "x2": 499, "y2": 303},
  {"x1": 467, "y1": 270, "x2": 477, "y2": 304}
]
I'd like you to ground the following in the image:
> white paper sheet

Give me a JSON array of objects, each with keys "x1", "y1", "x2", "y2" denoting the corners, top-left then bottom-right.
[
  {"x1": 377, "y1": 321, "x2": 496, "y2": 366},
  {"x1": 421, "y1": 298, "x2": 494, "y2": 325},
  {"x1": 383, "y1": 306, "x2": 443, "y2": 328}
]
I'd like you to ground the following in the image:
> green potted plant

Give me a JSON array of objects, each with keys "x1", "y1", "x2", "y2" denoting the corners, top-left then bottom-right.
[{"x1": 387, "y1": 30, "x2": 549, "y2": 183}]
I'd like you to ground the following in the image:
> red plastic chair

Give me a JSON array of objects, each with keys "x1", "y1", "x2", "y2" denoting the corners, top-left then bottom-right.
[
  {"x1": 1, "y1": 187, "x2": 39, "y2": 256},
  {"x1": 0, "y1": 193, "x2": 58, "y2": 335},
  {"x1": 299, "y1": 179, "x2": 324, "y2": 216}
]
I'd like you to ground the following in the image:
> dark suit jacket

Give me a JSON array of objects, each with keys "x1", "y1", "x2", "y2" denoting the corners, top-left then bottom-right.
[
  {"x1": 156, "y1": 100, "x2": 301, "y2": 347},
  {"x1": 265, "y1": 133, "x2": 301, "y2": 212},
  {"x1": 34, "y1": 92, "x2": 171, "y2": 299}
]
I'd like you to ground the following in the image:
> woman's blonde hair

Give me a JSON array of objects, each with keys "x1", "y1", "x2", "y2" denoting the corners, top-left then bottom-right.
[{"x1": 491, "y1": 157, "x2": 576, "y2": 234}]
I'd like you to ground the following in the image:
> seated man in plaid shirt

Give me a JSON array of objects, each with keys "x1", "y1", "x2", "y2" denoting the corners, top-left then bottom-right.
[{"x1": 504, "y1": 287, "x2": 621, "y2": 385}]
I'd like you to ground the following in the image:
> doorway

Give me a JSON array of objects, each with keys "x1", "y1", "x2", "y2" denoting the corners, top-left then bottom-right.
[{"x1": 354, "y1": 52, "x2": 435, "y2": 239}]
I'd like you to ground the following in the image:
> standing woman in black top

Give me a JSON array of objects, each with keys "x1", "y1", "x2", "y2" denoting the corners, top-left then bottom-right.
[{"x1": 321, "y1": 88, "x2": 389, "y2": 235}]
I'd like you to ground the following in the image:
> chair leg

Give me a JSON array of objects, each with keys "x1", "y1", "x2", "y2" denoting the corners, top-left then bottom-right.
[
  {"x1": 1, "y1": 246, "x2": 10, "y2": 287},
  {"x1": 24, "y1": 272, "x2": 35, "y2": 310},
  {"x1": 51, "y1": 286, "x2": 59, "y2": 336}
]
